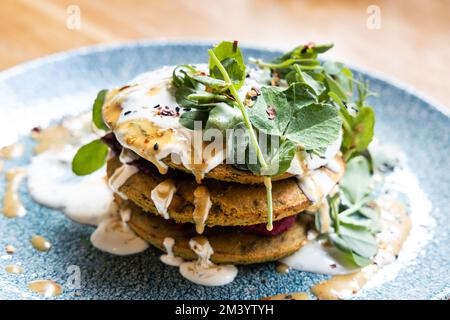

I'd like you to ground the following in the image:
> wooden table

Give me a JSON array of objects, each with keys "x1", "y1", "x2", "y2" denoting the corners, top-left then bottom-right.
[{"x1": 1, "y1": 0, "x2": 449, "y2": 110}]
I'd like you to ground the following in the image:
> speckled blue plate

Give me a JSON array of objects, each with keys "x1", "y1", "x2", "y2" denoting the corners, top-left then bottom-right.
[{"x1": 0, "y1": 42, "x2": 449, "y2": 300}]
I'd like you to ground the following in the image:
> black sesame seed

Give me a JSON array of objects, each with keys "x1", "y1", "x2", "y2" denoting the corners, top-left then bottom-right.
[
  {"x1": 153, "y1": 143, "x2": 159, "y2": 151},
  {"x1": 124, "y1": 111, "x2": 132, "y2": 116},
  {"x1": 154, "y1": 104, "x2": 160, "y2": 108},
  {"x1": 183, "y1": 108, "x2": 191, "y2": 111},
  {"x1": 175, "y1": 106, "x2": 180, "y2": 112}
]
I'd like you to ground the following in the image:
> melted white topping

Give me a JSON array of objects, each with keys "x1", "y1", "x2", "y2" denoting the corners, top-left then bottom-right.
[
  {"x1": 160, "y1": 237, "x2": 184, "y2": 266},
  {"x1": 281, "y1": 241, "x2": 359, "y2": 275},
  {"x1": 108, "y1": 164, "x2": 139, "y2": 200},
  {"x1": 326, "y1": 158, "x2": 341, "y2": 173},
  {"x1": 150, "y1": 179, "x2": 176, "y2": 219},
  {"x1": 90, "y1": 208, "x2": 149, "y2": 255},
  {"x1": 28, "y1": 147, "x2": 113, "y2": 225},
  {"x1": 297, "y1": 169, "x2": 337, "y2": 204},
  {"x1": 119, "y1": 148, "x2": 138, "y2": 164},
  {"x1": 192, "y1": 185, "x2": 212, "y2": 234},
  {"x1": 179, "y1": 237, "x2": 237, "y2": 286}
]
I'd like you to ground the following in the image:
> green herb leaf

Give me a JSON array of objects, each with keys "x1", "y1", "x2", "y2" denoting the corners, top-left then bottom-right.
[
  {"x1": 340, "y1": 155, "x2": 372, "y2": 203},
  {"x1": 179, "y1": 110, "x2": 209, "y2": 130},
  {"x1": 285, "y1": 103, "x2": 342, "y2": 154},
  {"x1": 247, "y1": 138, "x2": 296, "y2": 176},
  {"x1": 92, "y1": 89, "x2": 109, "y2": 131},
  {"x1": 248, "y1": 86, "x2": 292, "y2": 137},
  {"x1": 72, "y1": 139, "x2": 109, "y2": 176},
  {"x1": 209, "y1": 41, "x2": 246, "y2": 90},
  {"x1": 205, "y1": 103, "x2": 243, "y2": 132}
]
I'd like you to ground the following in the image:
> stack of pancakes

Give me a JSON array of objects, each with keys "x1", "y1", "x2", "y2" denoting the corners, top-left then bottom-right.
[{"x1": 105, "y1": 142, "x2": 345, "y2": 264}]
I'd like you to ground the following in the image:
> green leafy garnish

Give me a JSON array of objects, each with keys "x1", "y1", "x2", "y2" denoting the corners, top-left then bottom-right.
[
  {"x1": 72, "y1": 139, "x2": 109, "y2": 176},
  {"x1": 92, "y1": 89, "x2": 109, "y2": 131},
  {"x1": 209, "y1": 41, "x2": 246, "y2": 90},
  {"x1": 252, "y1": 42, "x2": 377, "y2": 161},
  {"x1": 316, "y1": 156, "x2": 381, "y2": 267},
  {"x1": 248, "y1": 85, "x2": 341, "y2": 156}
]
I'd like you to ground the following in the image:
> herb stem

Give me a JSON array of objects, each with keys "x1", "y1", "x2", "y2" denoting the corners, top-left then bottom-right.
[
  {"x1": 208, "y1": 49, "x2": 268, "y2": 168},
  {"x1": 340, "y1": 196, "x2": 371, "y2": 217},
  {"x1": 249, "y1": 57, "x2": 322, "y2": 70},
  {"x1": 264, "y1": 176, "x2": 273, "y2": 231},
  {"x1": 209, "y1": 49, "x2": 273, "y2": 231},
  {"x1": 293, "y1": 64, "x2": 305, "y2": 82}
]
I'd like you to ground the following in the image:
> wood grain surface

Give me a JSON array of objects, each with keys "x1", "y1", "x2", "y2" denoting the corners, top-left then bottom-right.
[{"x1": 1, "y1": 0, "x2": 449, "y2": 109}]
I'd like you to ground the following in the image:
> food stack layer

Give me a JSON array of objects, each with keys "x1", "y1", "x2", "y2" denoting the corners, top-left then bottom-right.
[{"x1": 101, "y1": 64, "x2": 346, "y2": 264}]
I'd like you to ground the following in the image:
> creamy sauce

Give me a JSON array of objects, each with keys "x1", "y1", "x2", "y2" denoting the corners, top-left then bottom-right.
[
  {"x1": 5, "y1": 245, "x2": 16, "y2": 254},
  {"x1": 119, "y1": 147, "x2": 138, "y2": 164},
  {"x1": 312, "y1": 266, "x2": 376, "y2": 300},
  {"x1": 28, "y1": 147, "x2": 114, "y2": 226},
  {"x1": 3, "y1": 168, "x2": 27, "y2": 218},
  {"x1": 0, "y1": 143, "x2": 24, "y2": 159},
  {"x1": 90, "y1": 208, "x2": 149, "y2": 255},
  {"x1": 150, "y1": 179, "x2": 176, "y2": 219},
  {"x1": 28, "y1": 280, "x2": 62, "y2": 298},
  {"x1": 5, "y1": 264, "x2": 24, "y2": 274},
  {"x1": 317, "y1": 200, "x2": 331, "y2": 233},
  {"x1": 262, "y1": 292, "x2": 309, "y2": 300},
  {"x1": 281, "y1": 241, "x2": 358, "y2": 276},
  {"x1": 192, "y1": 185, "x2": 212, "y2": 234},
  {"x1": 326, "y1": 158, "x2": 341, "y2": 173},
  {"x1": 160, "y1": 237, "x2": 184, "y2": 266},
  {"x1": 108, "y1": 164, "x2": 139, "y2": 200},
  {"x1": 179, "y1": 236, "x2": 237, "y2": 286},
  {"x1": 31, "y1": 235, "x2": 52, "y2": 252},
  {"x1": 297, "y1": 168, "x2": 337, "y2": 204},
  {"x1": 276, "y1": 263, "x2": 290, "y2": 274}
]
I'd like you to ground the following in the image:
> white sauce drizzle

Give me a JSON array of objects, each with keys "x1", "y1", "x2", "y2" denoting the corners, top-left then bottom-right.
[
  {"x1": 160, "y1": 237, "x2": 184, "y2": 266},
  {"x1": 150, "y1": 179, "x2": 176, "y2": 219},
  {"x1": 281, "y1": 241, "x2": 359, "y2": 275},
  {"x1": 192, "y1": 185, "x2": 212, "y2": 234},
  {"x1": 119, "y1": 147, "x2": 138, "y2": 164},
  {"x1": 108, "y1": 164, "x2": 139, "y2": 200},
  {"x1": 90, "y1": 207, "x2": 149, "y2": 255},
  {"x1": 326, "y1": 158, "x2": 341, "y2": 173},
  {"x1": 179, "y1": 237, "x2": 237, "y2": 286},
  {"x1": 28, "y1": 146, "x2": 113, "y2": 225},
  {"x1": 297, "y1": 169, "x2": 337, "y2": 204}
]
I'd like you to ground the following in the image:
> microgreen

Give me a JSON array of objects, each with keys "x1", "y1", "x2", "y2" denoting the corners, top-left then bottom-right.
[
  {"x1": 72, "y1": 89, "x2": 111, "y2": 176},
  {"x1": 72, "y1": 139, "x2": 109, "y2": 176},
  {"x1": 92, "y1": 89, "x2": 109, "y2": 131},
  {"x1": 315, "y1": 156, "x2": 381, "y2": 267}
]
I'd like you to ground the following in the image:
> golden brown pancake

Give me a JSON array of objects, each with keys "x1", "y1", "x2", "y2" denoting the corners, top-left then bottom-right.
[
  {"x1": 123, "y1": 198, "x2": 311, "y2": 264},
  {"x1": 106, "y1": 155, "x2": 345, "y2": 227}
]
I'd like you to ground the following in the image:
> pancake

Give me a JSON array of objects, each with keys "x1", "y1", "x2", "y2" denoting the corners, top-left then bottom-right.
[
  {"x1": 123, "y1": 198, "x2": 311, "y2": 264},
  {"x1": 106, "y1": 155, "x2": 345, "y2": 227}
]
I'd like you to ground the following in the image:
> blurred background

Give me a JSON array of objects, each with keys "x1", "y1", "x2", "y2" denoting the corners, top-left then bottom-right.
[{"x1": 1, "y1": 0, "x2": 449, "y2": 109}]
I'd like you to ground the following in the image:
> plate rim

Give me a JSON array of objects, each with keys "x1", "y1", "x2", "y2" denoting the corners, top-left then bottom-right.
[{"x1": 0, "y1": 40, "x2": 448, "y2": 299}]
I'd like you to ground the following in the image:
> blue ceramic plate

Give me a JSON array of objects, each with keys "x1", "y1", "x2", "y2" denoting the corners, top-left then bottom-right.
[{"x1": 0, "y1": 42, "x2": 449, "y2": 300}]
